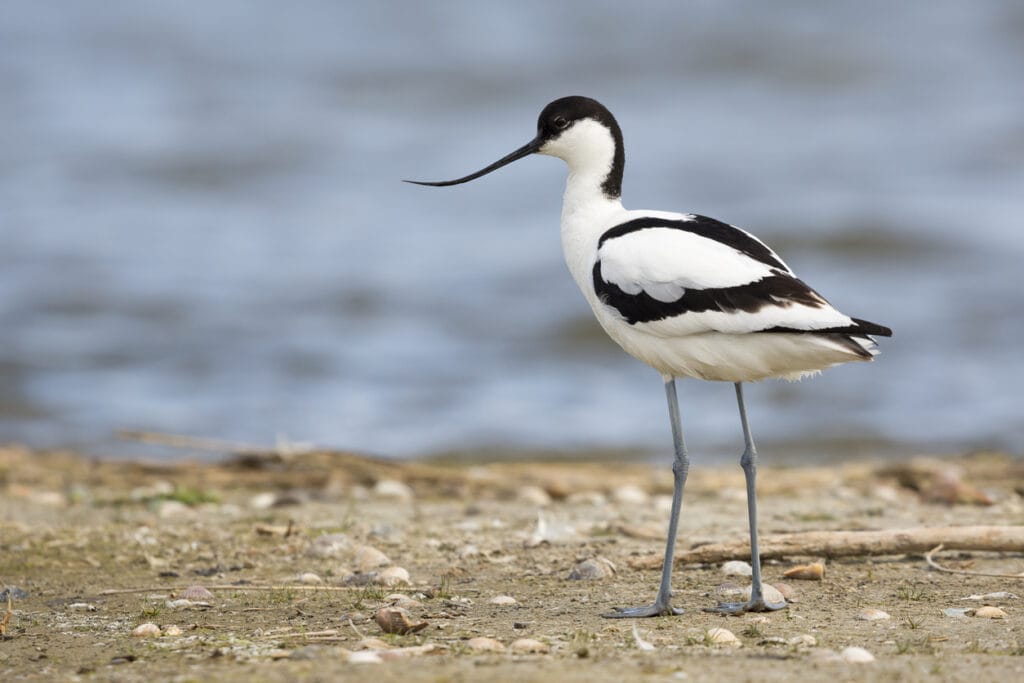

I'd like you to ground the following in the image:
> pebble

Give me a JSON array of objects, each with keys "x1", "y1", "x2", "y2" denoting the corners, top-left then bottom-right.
[
  {"x1": 353, "y1": 545, "x2": 391, "y2": 572},
  {"x1": 374, "y1": 566, "x2": 411, "y2": 587},
  {"x1": 372, "y1": 479, "x2": 414, "y2": 502},
  {"x1": 788, "y1": 634, "x2": 817, "y2": 647},
  {"x1": 510, "y1": 638, "x2": 549, "y2": 654},
  {"x1": 856, "y1": 608, "x2": 891, "y2": 621},
  {"x1": 386, "y1": 593, "x2": 423, "y2": 609},
  {"x1": 490, "y1": 595, "x2": 517, "y2": 606},
  {"x1": 248, "y1": 492, "x2": 278, "y2": 509},
  {"x1": 157, "y1": 500, "x2": 192, "y2": 519},
  {"x1": 374, "y1": 607, "x2": 428, "y2": 635},
  {"x1": 307, "y1": 533, "x2": 349, "y2": 558},
  {"x1": 783, "y1": 560, "x2": 825, "y2": 580},
  {"x1": 962, "y1": 592, "x2": 1018, "y2": 601},
  {"x1": 131, "y1": 623, "x2": 161, "y2": 638},
  {"x1": 611, "y1": 484, "x2": 650, "y2": 505},
  {"x1": 166, "y1": 599, "x2": 210, "y2": 609},
  {"x1": 566, "y1": 491, "x2": 606, "y2": 506},
  {"x1": 347, "y1": 651, "x2": 383, "y2": 664},
  {"x1": 163, "y1": 625, "x2": 184, "y2": 636},
  {"x1": 355, "y1": 637, "x2": 391, "y2": 650},
  {"x1": 721, "y1": 560, "x2": 752, "y2": 577},
  {"x1": 178, "y1": 585, "x2": 214, "y2": 601},
  {"x1": 68, "y1": 602, "x2": 98, "y2": 612},
  {"x1": 705, "y1": 627, "x2": 740, "y2": 647},
  {"x1": 567, "y1": 557, "x2": 616, "y2": 580},
  {"x1": 0, "y1": 586, "x2": 28, "y2": 600},
  {"x1": 297, "y1": 572, "x2": 323, "y2": 585},
  {"x1": 943, "y1": 607, "x2": 971, "y2": 618},
  {"x1": 840, "y1": 646, "x2": 875, "y2": 663},
  {"x1": 466, "y1": 637, "x2": 506, "y2": 652},
  {"x1": 972, "y1": 606, "x2": 1007, "y2": 619},
  {"x1": 517, "y1": 486, "x2": 552, "y2": 506}
]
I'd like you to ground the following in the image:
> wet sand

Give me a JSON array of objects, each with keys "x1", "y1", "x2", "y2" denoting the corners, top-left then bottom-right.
[{"x1": 2, "y1": 445, "x2": 1023, "y2": 682}]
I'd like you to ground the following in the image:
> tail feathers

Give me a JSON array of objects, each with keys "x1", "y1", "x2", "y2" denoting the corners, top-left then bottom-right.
[{"x1": 849, "y1": 317, "x2": 893, "y2": 337}]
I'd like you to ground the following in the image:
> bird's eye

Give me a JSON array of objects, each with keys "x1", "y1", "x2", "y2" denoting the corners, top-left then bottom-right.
[{"x1": 553, "y1": 116, "x2": 569, "y2": 130}]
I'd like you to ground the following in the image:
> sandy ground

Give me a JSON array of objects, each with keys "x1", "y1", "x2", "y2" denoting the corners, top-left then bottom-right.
[{"x1": 2, "y1": 445, "x2": 1023, "y2": 682}]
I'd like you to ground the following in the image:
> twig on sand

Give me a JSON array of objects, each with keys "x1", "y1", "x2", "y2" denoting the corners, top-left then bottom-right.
[
  {"x1": 628, "y1": 525, "x2": 1024, "y2": 569},
  {"x1": 924, "y1": 544, "x2": 1024, "y2": 579}
]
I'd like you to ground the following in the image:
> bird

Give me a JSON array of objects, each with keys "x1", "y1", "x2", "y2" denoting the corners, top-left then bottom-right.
[{"x1": 407, "y1": 95, "x2": 892, "y2": 618}]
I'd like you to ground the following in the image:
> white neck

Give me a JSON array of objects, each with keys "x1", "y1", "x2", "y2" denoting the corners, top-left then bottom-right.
[{"x1": 559, "y1": 171, "x2": 623, "y2": 296}]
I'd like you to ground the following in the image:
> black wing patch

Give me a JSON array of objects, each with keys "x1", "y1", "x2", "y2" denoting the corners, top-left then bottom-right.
[
  {"x1": 597, "y1": 215, "x2": 789, "y2": 271},
  {"x1": 593, "y1": 263, "x2": 825, "y2": 325}
]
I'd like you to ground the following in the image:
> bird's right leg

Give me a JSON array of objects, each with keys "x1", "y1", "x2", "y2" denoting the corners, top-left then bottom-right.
[{"x1": 603, "y1": 376, "x2": 689, "y2": 618}]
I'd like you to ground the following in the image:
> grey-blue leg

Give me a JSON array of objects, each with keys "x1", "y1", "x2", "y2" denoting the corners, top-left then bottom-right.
[
  {"x1": 707, "y1": 382, "x2": 787, "y2": 615},
  {"x1": 604, "y1": 377, "x2": 689, "y2": 618}
]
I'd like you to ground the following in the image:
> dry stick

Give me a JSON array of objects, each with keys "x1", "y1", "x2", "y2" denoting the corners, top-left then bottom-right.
[
  {"x1": 924, "y1": 543, "x2": 1024, "y2": 579},
  {"x1": 628, "y1": 525, "x2": 1024, "y2": 570}
]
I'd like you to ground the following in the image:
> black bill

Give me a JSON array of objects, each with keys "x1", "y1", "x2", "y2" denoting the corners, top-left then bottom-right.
[{"x1": 405, "y1": 137, "x2": 542, "y2": 187}]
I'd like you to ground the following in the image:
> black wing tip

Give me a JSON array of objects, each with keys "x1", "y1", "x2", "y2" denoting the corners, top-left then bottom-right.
[{"x1": 850, "y1": 318, "x2": 893, "y2": 337}]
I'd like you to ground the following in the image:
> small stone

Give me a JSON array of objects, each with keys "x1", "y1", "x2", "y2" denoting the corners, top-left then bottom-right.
[
  {"x1": 856, "y1": 608, "x2": 891, "y2": 621},
  {"x1": 374, "y1": 566, "x2": 411, "y2": 587},
  {"x1": 249, "y1": 492, "x2": 278, "y2": 509},
  {"x1": 372, "y1": 479, "x2": 413, "y2": 502},
  {"x1": 466, "y1": 637, "x2": 505, "y2": 652},
  {"x1": 611, "y1": 485, "x2": 649, "y2": 505},
  {"x1": 178, "y1": 585, "x2": 214, "y2": 601},
  {"x1": 166, "y1": 599, "x2": 210, "y2": 609},
  {"x1": 840, "y1": 646, "x2": 875, "y2": 663},
  {"x1": 490, "y1": 595, "x2": 517, "y2": 606},
  {"x1": 517, "y1": 486, "x2": 552, "y2": 506},
  {"x1": 355, "y1": 637, "x2": 391, "y2": 650},
  {"x1": 374, "y1": 607, "x2": 427, "y2": 635},
  {"x1": 567, "y1": 557, "x2": 616, "y2": 580},
  {"x1": 132, "y1": 623, "x2": 161, "y2": 638},
  {"x1": 157, "y1": 500, "x2": 192, "y2": 519},
  {"x1": 713, "y1": 583, "x2": 746, "y2": 600},
  {"x1": 510, "y1": 638, "x2": 549, "y2": 654},
  {"x1": 721, "y1": 560, "x2": 752, "y2": 577},
  {"x1": 972, "y1": 606, "x2": 1007, "y2": 619},
  {"x1": 68, "y1": 602, "x2": 98, "y2": 612},
  {"x1": 783, "y1": 560, "x2": 825, "y2": 581},
  {"x1": 788, "y1": 634, "x2": 817, "y2": 647},
  {"x1": 308, "y1": 533, "x2": 349, "y2": 558},
  {"x1": 962, "y1": 592, "x2": 1018, "y2": 601},
  {"x1": 163, "y1": 625, "x2": 184, "y2": 636},
  {"x1": 705, "y1": 627, "x2": 740, "y2": 646},
  {"x1": 386, "y1": 594, "x2": 423, "y2": 609},
  {"x1": 347, "y1": 651, "x2": 383, "y2": 664},
  {"x1": 298, "y1": 572, "x2": 323, "y2": 585},
  {"x1": 353, "y1": 545, "x2": 391, "y2": 572},
  {"x1": 457, "y1": 544, "x2": 480, "y2": 559}
]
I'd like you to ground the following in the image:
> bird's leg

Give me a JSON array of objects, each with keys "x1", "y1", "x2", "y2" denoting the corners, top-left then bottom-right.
[
  {"x1": 604, "y1": 377, "x2": 688, "y2": 618},
  {"x1": 707, "y1": 382, "x2": 787, "y2": 615}
]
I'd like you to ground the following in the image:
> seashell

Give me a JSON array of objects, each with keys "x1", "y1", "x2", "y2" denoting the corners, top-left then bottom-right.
[
  {"x1": 510, "y1": 638, "x2": 549, "y2": 654},
  {"x1": 372, "y1": 479, "x2": 413, "y2": 502},
  {"x1": 840, "y1": 646, "x2": 875, "y2": 663},
  {"x1": 773, "y1": 582, "x2": 798, "y2": 602},
  {"x1": 490, "y1": 595, "x2": 517, "y2": 606},
  {"x1": 163, "y1": 625, "x2": 183, "y2": 636},
  {"x1": 178, "y1": 585, "x2": 214, "y2": 601},
  {"x1": 374, "y1": 566, "x2": 411, "y2": 587},
  {"x1": 517, "y1": 486, "x2": 551, "y2": 506},
  {"x1": 132, "y1": 623, "x2": 161, "y2": 638},
  {"x1": 705, "y1": 627, "x2": 740, "y2": 646},
  {"x1": 353, "y1": 545, "x2": 391, "y2": 572},
  {"x1": 466, "y1": 637, "x2": 505, "y2": 652},
  {"x1": 856, "y1": 608, "x2": 891, "y2": 621},
  {"x1": 611, "y1": 485, "x2": 649, "y2": 505},
  {"x1": 721, "y1": 560, "x2": 752, "y2": 577},
  {"x1": 972, "y1": 606, "x2": 1007, "y2": 619},
  {"x1": 783, "y1": 560, "x2": 825, "y2": 581},
  {"x1": 374, "y1": 606, "x2": 428, "y2": 635},
  {"x1": 297, "y1": 572, "x2": 323, "y2": 585},
  {"x1": 567, "y1": 557, "x2": 616, "y2": 580}
]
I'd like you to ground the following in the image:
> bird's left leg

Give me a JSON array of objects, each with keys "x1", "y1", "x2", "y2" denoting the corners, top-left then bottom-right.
[{"x1": 707, "y1": 382, "x2": 787, "y2": 615}]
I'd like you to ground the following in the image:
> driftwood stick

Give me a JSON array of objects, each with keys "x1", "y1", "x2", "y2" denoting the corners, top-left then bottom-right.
[
  {"x1": 924, "y1": 544, "x2": 1024, "y2": 579},
  {"x1": 627, "y1": 525, "x2": 1024, "y2": 570},
  {"x1": 96, "y1": 584, "x2": 362, "y2": 596}
]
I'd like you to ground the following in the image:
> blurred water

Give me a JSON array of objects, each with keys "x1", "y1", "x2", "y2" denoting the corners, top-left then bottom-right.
[{"x1": 1, "y1": 1, "x2": 1022, "y2": 461}]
